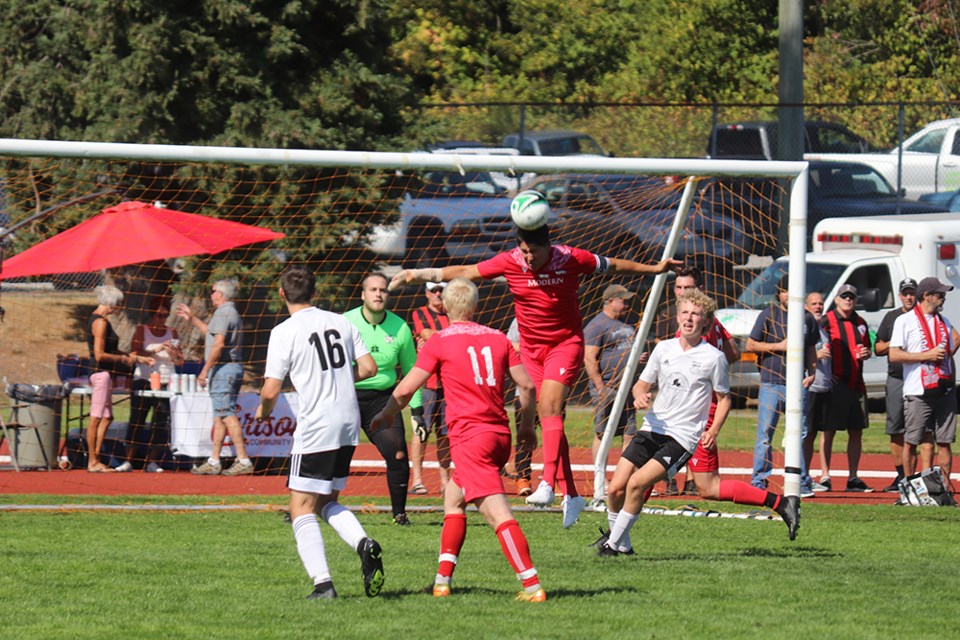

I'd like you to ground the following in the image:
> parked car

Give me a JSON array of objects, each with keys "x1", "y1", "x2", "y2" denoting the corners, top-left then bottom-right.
[
  {"x1": 700, "y1": 161, "x2": 948, "y2": 253},
  {"x1": 804, "y1": 117, "x2": 960, "y2": 198},
  {"x1": 918, "y1": 187, "x2": 960, "y2": 211},
  {"x1": 426, "y1": 145, "x2": 536, "y2": 191},
  {"x1": 708, "y1": 120, "x2": 871, "y2": 160},
  {"x1": 502, "y1": 130, "x2": 609, "y2": 157}
]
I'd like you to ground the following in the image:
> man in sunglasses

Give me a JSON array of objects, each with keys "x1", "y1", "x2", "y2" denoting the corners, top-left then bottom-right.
[
  {"x1": 889, "y1": 276, "x2": 959, "y2": 478},
  {"x1": 818, "y1": 284, "x2": 873, "y2": 492}
]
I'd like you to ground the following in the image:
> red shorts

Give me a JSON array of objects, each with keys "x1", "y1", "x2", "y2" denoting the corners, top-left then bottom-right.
[
  {"x1": 521, "y1": 335, "x2": 584, "y2": 392},
  {"x1": 688, "y1": 400, "x2": 719, "y2": 473},
  {"x1": 450, "y1": 428, "x2": 511, "y2": 502}
]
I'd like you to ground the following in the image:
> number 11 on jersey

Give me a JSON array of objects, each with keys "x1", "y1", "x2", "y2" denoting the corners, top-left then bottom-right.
[{"x1": 467, "y1": 346, "x2": 496, "y2": 386}]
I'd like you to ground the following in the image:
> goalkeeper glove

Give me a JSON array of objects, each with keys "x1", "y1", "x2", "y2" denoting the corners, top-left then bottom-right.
[{"x1": 410, "y1": 406, "x2": 430, "y2": 443}]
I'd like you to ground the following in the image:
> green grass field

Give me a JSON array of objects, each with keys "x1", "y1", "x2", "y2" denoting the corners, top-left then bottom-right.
[{"x1": 2, "y1": 498, "x2": 957, "y2": 639}]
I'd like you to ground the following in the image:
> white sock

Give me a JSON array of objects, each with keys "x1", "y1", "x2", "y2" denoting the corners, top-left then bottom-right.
[
  {"x1": 608, "y1": 510, "x2": 638, "y2": 550},
  {"x1": 207, "y1": 457, "x2": 220, "y2": 466},
  {"x1": 239, "y1": 458, "x2": 251, "y2": 465},
  {"x1": 292, "y1": 514, "x2": 330, "y2": 584},
  {"x1": 321, "y1": 501, "x2": 367, "y2": 550}
]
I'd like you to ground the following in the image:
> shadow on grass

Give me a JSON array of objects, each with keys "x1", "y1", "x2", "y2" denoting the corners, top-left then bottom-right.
[
  {"x1": 644, "y1": 546, "x2": 842, "y2": 562},
  {"x1": 377, "y1": 584, "x2": 641, "y2": 600}
]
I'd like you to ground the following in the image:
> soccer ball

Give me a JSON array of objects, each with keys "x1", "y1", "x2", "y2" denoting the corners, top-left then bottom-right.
[{"x1": 510, "y1": 190, "x2": 550, "y2": 230}]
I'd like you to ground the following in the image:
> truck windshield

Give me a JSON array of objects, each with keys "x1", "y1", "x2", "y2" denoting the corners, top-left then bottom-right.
[{"x1": 735, "y1": 261, "x2": 848, "y2": 309}]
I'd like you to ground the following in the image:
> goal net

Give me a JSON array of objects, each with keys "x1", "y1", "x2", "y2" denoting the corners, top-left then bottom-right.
[{"x1": 0, "y1": 139, "x2": 808, "y2": 500}]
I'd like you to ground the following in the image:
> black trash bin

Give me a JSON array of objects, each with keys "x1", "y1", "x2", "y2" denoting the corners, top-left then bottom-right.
[{"x1": 4, "y1": 384, "x2": 67, "y2": 469}]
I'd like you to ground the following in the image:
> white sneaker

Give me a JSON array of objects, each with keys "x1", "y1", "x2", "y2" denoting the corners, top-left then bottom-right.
[
  {"x1": 587, "y1": 498, "x2": 607, "y2": 513},
  {"x1": 525, "y1": 481, "x2": 555, "y2": 507},
  {"x1": 561, "y1": 496, "x2": 587, "y2": 528},
  {"x1": 115, "y1": 461, "x2": 133, "y2": 473},
  {"x1": 145, "y1": 462, "x2": 164, "y2": 473}
]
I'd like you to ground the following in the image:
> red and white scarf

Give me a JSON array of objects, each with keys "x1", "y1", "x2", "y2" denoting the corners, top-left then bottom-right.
[{"x1": 914, "y1": 305, "x2": 953, "y2": 390}]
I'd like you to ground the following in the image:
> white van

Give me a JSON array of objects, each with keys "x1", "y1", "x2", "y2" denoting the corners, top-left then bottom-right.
[{"x1": 717, "y1": 213, "x2": 960, "y2": 401}]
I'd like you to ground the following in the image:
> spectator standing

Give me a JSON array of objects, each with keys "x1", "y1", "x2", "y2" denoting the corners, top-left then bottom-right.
[
  {"x1": 748, "y1": 275, "x2": 818, "y2": 490},
  {"x1": 117, "y1": 296, "x2": 182, "y2": 473},
  {"x1": 803, "y1": 292, "x2": 833, "y2": 494},
  {"x1": 583, "y1": 284, "x2": 639, "y2": 511},
  {"x1": 178, "y1": 279, "x2": 252, "y2": 476},
  {"x1": 873, "y1": 278, "x2": 919, "y2": 491},
  {"x1": 86, "y1": 285, "x2": 152, "y2": 472},
  {"x1": 408, "y1": 281, "x2": 452, "y2": 495},
  {"x1": 889, "y1": 276, "x2": 959, "y2": 479},
  {"x1": 505, "y1": 318, "x2": 534, "y2": 497},
  {"x1": 390, "y1": 222, "x2": 679, "y2": 528},
  {"x1": 345, "y1": 273, "x2": 420, "y2": 526},
  {"x1": 370, "y1": 278, "x2": 545, "y2": 602},
  {"x1": 818, "y1": 284, "x2": 873, "y2": 492},
  {"x1": 256, "y1": 266, "x2": 384, "y2": 600}
]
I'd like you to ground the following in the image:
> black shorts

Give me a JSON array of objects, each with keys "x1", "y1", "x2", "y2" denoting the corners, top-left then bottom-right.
[
  {"x1": 288, "y1": 446, "x2": 356, "y2": 494},
  {"x1": 356, "y1": 388, "x2": 401, "y2": 435},
  {"x1": 621, "y1": 431, "x2": 691, "y2": 481},
  {"x1": 822, "y1": 384, "x2": 867, "y2": 432},
  {"x1": 807, "y1": 390, "x2": 831, "y2": 433},
  {"x1": 423, "y1": 387, "x2": 447, "y2": 437}
]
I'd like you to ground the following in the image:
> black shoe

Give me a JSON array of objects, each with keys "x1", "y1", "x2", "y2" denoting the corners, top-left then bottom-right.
[
  {"x1": 596, "y1": 544, "x2": 620, "y2": 557},
  {"x1": 620, "y1": 547, "x2": 636, "y2": 556},
  {"x1": 681, "y1": 482, "x2": 699, "y2": 497},
  {"x1": 589, "y1": 526, "x2": 610, "y2": 548},
  {"x1": 307, "y1": 580, "x2": 338, "y2": 600},
  {"x1": 775, "y1": 495, "x2": 800, "y2": 541},
  {"x1": 845, "y1": 477, "x2": 874, "y2": 493},
  {"x1": 393, "y1": 512, "x2": 411, "y2": 526},
  {"x1": 882, "y1": 477, "x2": 903, "y2": 493},
  {"x1": 357, "y1": 537, "x2": 385, "y2": 598},
  {"x1": 280, "y1": 510, "x2": 292, "y2": 524},
  {"x1": 664, "y1": 479, "x2": 680, "y2": 497}
]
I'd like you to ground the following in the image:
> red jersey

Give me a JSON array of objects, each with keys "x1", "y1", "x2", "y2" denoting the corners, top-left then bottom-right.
[
  {"x1": 477, "y1": 245, "x2": 607, "y2": 347},
  {"x1": 415, "y1": 322, "x2": 522, "y2": 442},
  {"x1": 410, "y1": 304, "x2": 450, "y2": 389}
]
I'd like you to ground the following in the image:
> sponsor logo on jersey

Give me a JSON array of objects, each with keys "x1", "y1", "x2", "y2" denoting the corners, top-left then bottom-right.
[{"x1": 528, "y1": 277, "x2": 565, "y2": 287}]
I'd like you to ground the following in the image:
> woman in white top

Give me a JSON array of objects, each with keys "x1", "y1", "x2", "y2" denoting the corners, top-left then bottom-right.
[{"x1": 116, "y1": 297, "x2": 183, "y2": 472}]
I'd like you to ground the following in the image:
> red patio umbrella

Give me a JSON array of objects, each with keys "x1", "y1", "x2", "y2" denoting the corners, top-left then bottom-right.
[{"x1": 0, "y1": 201, "x2": 285, "y2": 279}]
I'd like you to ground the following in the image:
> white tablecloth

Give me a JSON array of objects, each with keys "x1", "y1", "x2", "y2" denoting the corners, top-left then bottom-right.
[{"x1": 170, "y1": 391, "x2": 299, "y2": 458}]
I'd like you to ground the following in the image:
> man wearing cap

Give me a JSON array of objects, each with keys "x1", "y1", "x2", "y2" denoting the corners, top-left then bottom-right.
[
  {"x1": 748, "y1": 275, "x2": 820, "y2": 490},
  {"x1": 889, "y1": 276, "x2": 960, "y2": 478},
  {"x1": 873, "y1": 278, "x2": 919, "y2": 491},
  {"x1": 818, "y1": 284, "x2": 874, "y2": 492},
  {"x1": 583, "y1": 284, "x2": 639, "y2": 508},
  {"x1": 407, "y1": 281, "x2": 452, "y2": 495}
]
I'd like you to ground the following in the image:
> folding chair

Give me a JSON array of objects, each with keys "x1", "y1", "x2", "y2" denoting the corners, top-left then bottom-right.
[{"x1": 0, "y1": 401, "x2": 52, "y2": 471}]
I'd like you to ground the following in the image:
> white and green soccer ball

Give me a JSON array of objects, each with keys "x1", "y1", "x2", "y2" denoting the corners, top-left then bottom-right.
[{"x1": 510, "y1": 190, "x2": 550, "y2": 230}]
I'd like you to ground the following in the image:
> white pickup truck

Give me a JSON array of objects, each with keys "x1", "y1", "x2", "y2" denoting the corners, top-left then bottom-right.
[
  {"x1": 805, "y1": 118, "x2": 960, "y2": 199},
  {"x1": 717, "y1": 213, "x2": 960, "y2": 401}
]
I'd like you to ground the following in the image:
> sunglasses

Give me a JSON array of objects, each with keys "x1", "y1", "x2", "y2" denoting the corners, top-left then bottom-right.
[
  {"x1": 928, "y1": 291, "x2": 946, "y2": 299},
  {"x1": 426, "y1": 284, "x2": 446, "y2": 292},
  {"x1": 839, "y1": 293, "x2": 857, "y2": 301}
]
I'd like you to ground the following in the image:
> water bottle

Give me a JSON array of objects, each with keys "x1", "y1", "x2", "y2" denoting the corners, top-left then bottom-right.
[{"x1": 168, "y1": 373, "x2": 181, "y2": 394}]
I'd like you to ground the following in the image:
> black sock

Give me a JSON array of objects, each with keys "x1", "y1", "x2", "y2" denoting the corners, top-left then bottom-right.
[
  {"x1": 764, "y1": 492, "x2": 779, "y2": 509},
  {"x1": 895, "y1": 465, "x2": 905, "y2": 479}
]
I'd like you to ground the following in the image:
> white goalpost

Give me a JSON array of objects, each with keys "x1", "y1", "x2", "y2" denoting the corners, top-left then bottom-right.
[{"x1": 0, "y1": 138, "x2": 808, "y2": 498}]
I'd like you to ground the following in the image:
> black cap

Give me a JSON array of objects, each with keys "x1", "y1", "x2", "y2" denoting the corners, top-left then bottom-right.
[{"x1": 899, "y1": 278, "x2": 918, "y2": 293}]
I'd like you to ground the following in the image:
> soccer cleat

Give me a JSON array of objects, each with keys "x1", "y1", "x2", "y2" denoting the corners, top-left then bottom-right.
[
  {"x1": 307, "y1": 581, "x2": 338, "y2": 600},
  {"x1": 596, "y1": 543, "x2": 621, "y2": 557},
  {"x1": 589, "y1": 526, "x2": 610, "y2": 548},
  {"x1": 191, "y1": 460, "x2": 222, "y2": 475},
  {"x1": 619, "y1": 547, "x2": 636, "y2": 556},
  {"x1": 845, "y1": 477, "x2": 874, "y2": 493},
  {"x1": 432, "y1": 583, "x2": 451, "y2": 598},
  {"x1": 515, "y1": 588, "x2": 547, "y2": 603},
  {"x1": 114, "y1": 461, "x2": 133, "y2": 473},
  {"x1": 775, "y1": 495, "x2": 800, "y2": 541},
  {"x1": 587, "y1": 497, "x2": 607, "y2": 513},
  {"x1": 516, "y1": 478, "x2": 533, "y2": 497},
  {"x1": 393, "y1": 512, "x2": 411, "y2": 526},
  {"x1": 222, "y1": 460, "x2": 254, "y2": 476},
  {"x1": 357, "y1": 537, "x2": 385, "y2": 598},
  {"x1": 561, "y1": 495, "x2": 587, "y2": 528},
  {"x1": 525, "y1": 481, "x2": 555, "y2": 507}
]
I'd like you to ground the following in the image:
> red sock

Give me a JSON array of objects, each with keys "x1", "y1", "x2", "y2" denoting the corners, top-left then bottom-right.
[
  {"x1": 540, "y1": 416, "x2": 564, "y2": 487},
  {"x1": 437, "y1": 514, "x2": 467, "y2": 579},
  {"x1": 495, "y1": 519, "x2": 539, "y2": 590},
  {"x1": 718, "y1": 480, "x2": 777, "y2": 507},
  {"x1": 557, "y1": 432, "x2": 579, "y2": 497}
]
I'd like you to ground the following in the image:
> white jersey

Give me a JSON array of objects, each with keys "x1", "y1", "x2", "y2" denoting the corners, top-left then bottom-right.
[
  {"x1": 890, "y1": 310, "x2": 955, "y2": 396},
  {"x1": 264, "y1": 306, "x2": 369, "y2": 454},
  {"x1": 638, "y1": 337, "x2": 729, "y2": 452}
]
